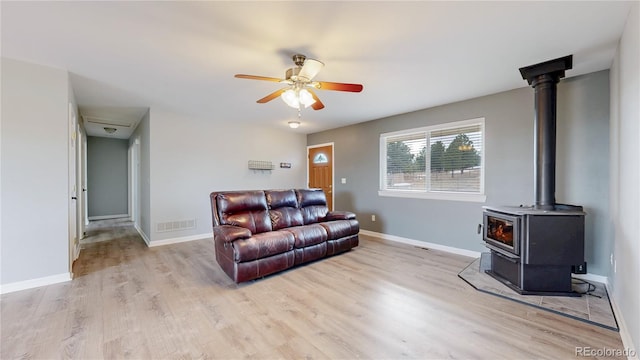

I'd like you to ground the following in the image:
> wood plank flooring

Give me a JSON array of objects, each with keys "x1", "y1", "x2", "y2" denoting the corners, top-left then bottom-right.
[{"x1": 1, "y1": 225, "x2": 625, "y2": 359}]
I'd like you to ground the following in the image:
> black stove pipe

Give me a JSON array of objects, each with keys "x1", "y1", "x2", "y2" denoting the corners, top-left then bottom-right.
[{"x1": 519, "y1": 55, "x2": 573, "y2": 210}]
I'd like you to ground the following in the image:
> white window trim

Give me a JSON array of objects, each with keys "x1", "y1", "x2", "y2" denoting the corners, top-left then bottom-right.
[
  {"x1": 379, "y1": 117, "x2": 486, "y2": 203},
  {"x1": 378, "y1": 189, "x2": 487, "y2": 202}
]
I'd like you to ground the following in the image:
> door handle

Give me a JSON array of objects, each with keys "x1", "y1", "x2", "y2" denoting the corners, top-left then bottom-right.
[{"x1": 71, "y1": 197, "x2": 77, "y2": 200}]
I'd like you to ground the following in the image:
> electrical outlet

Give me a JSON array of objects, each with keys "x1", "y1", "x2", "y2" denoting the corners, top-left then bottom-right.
[
  {"x1": 371, "y1": 214, "x2": 376, "y2": 222},
  {"x1": 572, "y1": 262, "x2": 587, "y2": 274},
  {"x1": 341, "y1": 178, "x2": 347, "y2": 184}
]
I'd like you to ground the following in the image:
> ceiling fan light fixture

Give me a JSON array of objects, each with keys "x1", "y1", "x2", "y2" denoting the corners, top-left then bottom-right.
[
  {"x1": 281, "y1": 89, "x2": 299, "y2": 108},
  {"x1": 299, "y1": 89, "x2": 316, "y2": 107},
  {"x1": 288, "y1": 121, "x2": 300, "y2": 129},
  {"x1": 235, "y1": 53, "x2": 362, "y2": 111},
  {"x1": 281, "y1": 88, "x2": 316, "y2": 109}
]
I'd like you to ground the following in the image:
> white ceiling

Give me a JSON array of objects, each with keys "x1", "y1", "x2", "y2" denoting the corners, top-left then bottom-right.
[{"x1": 1, "y1": 1, "x2": 633, "y2": 135}]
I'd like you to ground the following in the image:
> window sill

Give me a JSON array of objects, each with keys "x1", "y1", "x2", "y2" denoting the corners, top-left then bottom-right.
[{"x1": 378, "y1": 190, "x2": 487, "y2": 203}]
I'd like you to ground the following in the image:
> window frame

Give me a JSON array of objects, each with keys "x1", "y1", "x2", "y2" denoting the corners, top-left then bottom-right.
[{"x1": 379, "y1": 117, "x2": 486, "y2": 203}]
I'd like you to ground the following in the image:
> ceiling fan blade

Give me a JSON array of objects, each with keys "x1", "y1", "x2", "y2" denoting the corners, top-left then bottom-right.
[
  {"x1": 298, "y1": 58, "x2": 324, "y2": 81},
  {"x1": 235, "y1": 74, "x2": 283, "y2": 82},
  {"x1": 315, "y1": 81, "x2": 363, "y2": 92},
  {"x1": 257, "y1": 88, "x2": 288, "y2": 103},
  {"x1": 307, "y1": 89, "x2": 325, "y2": 110}
]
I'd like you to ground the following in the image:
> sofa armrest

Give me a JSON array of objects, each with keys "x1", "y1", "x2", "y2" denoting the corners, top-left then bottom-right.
[
  {"x1": 325, "y1": 211, "x2": 356, "y2": 221},
  {"x1": 213, "y1": 225, "x2": 251, "y2": 243}
]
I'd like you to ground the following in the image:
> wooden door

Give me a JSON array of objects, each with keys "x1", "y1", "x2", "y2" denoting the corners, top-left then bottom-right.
[{"x1": 308, "y1": 144, "x2": 333, "y2": 210}]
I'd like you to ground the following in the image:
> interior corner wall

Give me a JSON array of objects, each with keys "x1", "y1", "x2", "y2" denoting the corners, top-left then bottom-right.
[
  {"x1": 610, "y1": 2, "x2": 639, "y2": 353},
  {"x1": 1, "y1": 58, "x2": 70, "y2": 285},
  {"x1": 130, "y1": 109, "x2": 151, "y2": 240},
  {"x1": 147, "y1": 109, "x2": 307, "y2": 242},
  {"x1": 87, "y1": 136, "x2": 129, "y2": 218},
  {"x1": 556, "y1": 70, "x2": 611, "y2": 277},
  {"x1": 308, "y1": 70, "x2": 611, "y2": 275}
]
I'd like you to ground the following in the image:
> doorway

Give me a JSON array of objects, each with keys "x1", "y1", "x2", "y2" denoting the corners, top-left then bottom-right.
[
  {"x1": 130, "y1": 137, "x2": 141, "y2": 228},
  {"x1": 86, "y1": 136, "x2": 130, "y2": 221},
  {"x1": 307, "y1": 143, "x2": 334, "y2": 210},
  {"x1": 68, "y1": 103, "x2": 79, "y2": 274}
]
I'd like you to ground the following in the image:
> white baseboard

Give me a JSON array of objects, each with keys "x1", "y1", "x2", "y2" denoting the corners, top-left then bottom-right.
[
  {"x1": 135, "y1": 224, "x2": 151, "y2": 247},
  {"x1": 359, "y1": 229, "x2": 482, "y2": 258},
  {"x1": 88, "y1": 214, "x2": 129, "y2": 221},
  {"x1": 148, "y1": 232, "x2": 212, "y2": 248},
  {"x1": 0, "y1": 273, "x2": 72, "y2": 295},
  {"x1": 606, "y1": 283, "x2": 639, "y2": 360}
]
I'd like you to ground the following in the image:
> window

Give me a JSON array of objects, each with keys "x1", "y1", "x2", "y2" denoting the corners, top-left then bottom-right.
[
  {"x1": 313, "y1": 153, "x2": 328, "y2": 164},
  {"x1": 379, "y1": 118, "x2": 486, "y2": 202}
]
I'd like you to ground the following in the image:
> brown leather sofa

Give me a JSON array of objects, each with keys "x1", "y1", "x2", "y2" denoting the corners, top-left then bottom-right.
[{"x1": 210, "y1": 189, "x2": 359, "y2": 283}]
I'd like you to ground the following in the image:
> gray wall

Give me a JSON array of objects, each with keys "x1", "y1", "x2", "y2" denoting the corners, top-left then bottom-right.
[
  {"x1": 87, "y1": 136, "x2": 129, "y2": 217},
  {"x1": 147, "y1": 108, "x2": 307, "y2": 242},
  {"x1": 556, "y1": 73, "x2": 610, "y2": 278},
  {"x1": 308, "y1": 70, "x2": 611, "y2": 276},
  {"x1": 610, "y1": 2, "x2": 639, "y2": 353},
  {"x1": 1, "y1": 58, "x2": 70, "y2": 284}
]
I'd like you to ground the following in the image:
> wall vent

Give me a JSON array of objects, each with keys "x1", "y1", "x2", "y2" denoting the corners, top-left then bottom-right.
[
  {"x1": 83, "y1": 115, "x2": 133, "y2": 127},
  {"x1": 156, "y1": 219, "x2": 196, "y2": 233}
]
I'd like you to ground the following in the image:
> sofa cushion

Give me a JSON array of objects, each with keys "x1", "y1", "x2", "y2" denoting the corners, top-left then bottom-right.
[
  {"x1": 217, "y1": 191, "x2": 272, "y2": 234},
  {"x1": 266, "y1": 189, "x2": 298, "y2": 208},
  {"x1": 233, "y1": 231, "x2": 295, "y2": 262},
  {"x1": 320, "y1": 219, "x2": 359, "y2": 240},
  {"x1": 296, "y1": 189, "x2": 329, "y2": 224},
  {"x1": 283, "y1": 224, "x2": 328, "y2": 248},
  {"x1": 266, "y1": 190, "x2": 303, "y2": 230}
]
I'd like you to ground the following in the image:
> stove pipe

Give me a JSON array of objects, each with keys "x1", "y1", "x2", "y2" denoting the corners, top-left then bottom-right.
[{"x1": 519, "y1": 55, "x2": 573, "y2": 210}]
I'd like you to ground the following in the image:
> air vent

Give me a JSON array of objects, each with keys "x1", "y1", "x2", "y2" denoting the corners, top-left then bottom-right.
[
  {"x1": 156, "y1": 219, "x2": 196, "y2": 233},
  {"x1": 83, "y1": 115, "x2": 132, "y2": 127}
]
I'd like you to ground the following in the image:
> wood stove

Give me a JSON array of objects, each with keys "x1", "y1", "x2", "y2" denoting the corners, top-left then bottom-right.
[
  {"x1": 482, "y1": 55, "x2": 586, "y2": 296},
  {"x1": 483, "y1": 205, "x2": 585, "y2": 296}
]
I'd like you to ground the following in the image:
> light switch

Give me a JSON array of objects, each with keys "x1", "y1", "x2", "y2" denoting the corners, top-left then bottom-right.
[{"x1": 341, "y1": 178, "x2": 347, "y2": 184}]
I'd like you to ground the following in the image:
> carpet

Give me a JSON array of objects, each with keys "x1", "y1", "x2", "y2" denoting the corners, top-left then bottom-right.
[{"x1": 458, "y1": 253, "x2": 618, "y2": 331}]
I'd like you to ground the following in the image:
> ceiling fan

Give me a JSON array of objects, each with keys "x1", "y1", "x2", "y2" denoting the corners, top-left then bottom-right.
[{"x1": 235, "y1": 54, "x2": 363, "y2": 111}]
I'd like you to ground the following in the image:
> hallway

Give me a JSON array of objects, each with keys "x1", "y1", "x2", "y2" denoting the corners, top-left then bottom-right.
[{"x1": 81, "y1": 218, "x2": 138, "y2": 245}]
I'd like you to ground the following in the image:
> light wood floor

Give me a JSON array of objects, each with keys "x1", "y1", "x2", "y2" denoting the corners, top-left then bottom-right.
[
  {"x1": 81, "y1": 218, "x2": 137, "y2": 245},
  {"x1": 1, "y1": 225, "x2": 625, "y2": 359}
]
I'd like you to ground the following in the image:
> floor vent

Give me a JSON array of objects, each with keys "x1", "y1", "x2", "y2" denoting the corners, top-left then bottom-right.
[{"x1": 156, "y1": 219, "x2": 196, "y2": 233}]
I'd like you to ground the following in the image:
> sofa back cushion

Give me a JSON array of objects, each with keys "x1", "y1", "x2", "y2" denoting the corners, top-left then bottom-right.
[
  {"x1": 266, "y1": 190, "x2": 303, "y2": 230},
  {"x1": 216, "y1": 191, "x2": 272, "y2": 234},
  {"x1": 296, "y1": 189, "x2": 329, "y2": 224}
]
